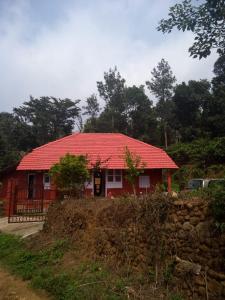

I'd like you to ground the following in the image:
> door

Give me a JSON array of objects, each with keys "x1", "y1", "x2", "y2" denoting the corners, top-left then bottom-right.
[
  {"x1": 94, "y1": 170, "x2": 105, "y2": 197},
  {"x1": 28, "y1": 174, "x2": 36, "y2": 199}
]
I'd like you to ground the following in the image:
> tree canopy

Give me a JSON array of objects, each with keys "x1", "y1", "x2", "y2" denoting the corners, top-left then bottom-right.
[
  {"x1": 158, "y1": 0, "x2": 225, "y2": 58},
  {"x1": 14, "y1": 96, "x2": 80, "y2": 145},
  {"x1": 1, "y1": 55, "x2": 225, "y2": 173}
]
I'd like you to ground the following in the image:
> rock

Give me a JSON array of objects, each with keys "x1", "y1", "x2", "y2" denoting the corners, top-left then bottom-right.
[
  {"x1": 196, "y1": 222, "x2": 210, "y2": 240},
  {"x1": 194, "y1": 275, "x2": 205, "y2": 286},
  {"x1": 207, "y1": 278, "x2": 222, "y2": 294},
  {"x1": 183, "y1": 222, "x2": 194, "y2": 231},
  {"x1": 197, "y1": 286, "x2": 206, "y2": 296},
  {"x1": 199, "y1": 244, "x2": 209, "y2": 252},
  {"x1": 175, "y1": 256, "x2": 201, "y2": 275},
  {"x1": 170, "y1": 213, "x2": 179, "y2": 223},
  {"x1": 208, "y1": 269, "x2": 225, "y2": 281},
  {"x1": 171, "y1": 191, "x2": 178, "y2": 198},
  {"x1": 178, "y1": 229, "x2": 186, "y2": 239},
  {"x1": 189, "y1": 217, "x2": 200, "y2": 226},
  {"x1": 186, "y1": 203, "x2": 193, "y2": 209}
]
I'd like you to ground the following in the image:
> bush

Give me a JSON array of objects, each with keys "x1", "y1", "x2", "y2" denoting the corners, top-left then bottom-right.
[
  {"x1": 50, "y1": 153, "x2": 90, "y2": 198},
  {"x1": 209, "y1": 186, "x2": 225, "y2": 230}
]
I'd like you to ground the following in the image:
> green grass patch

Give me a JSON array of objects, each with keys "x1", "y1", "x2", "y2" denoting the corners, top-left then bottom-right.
[{"x1": 0, "y1": 233, "x2": 127, "y2": 300}]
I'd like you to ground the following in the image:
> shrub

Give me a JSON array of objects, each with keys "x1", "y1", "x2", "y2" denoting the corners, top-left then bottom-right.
[
  {"x1": 209, "y1": 186, "x2": 225, "y2": 231},
  {"x1": 50, "y1": 153, "x2": 90, "y2": 198}
]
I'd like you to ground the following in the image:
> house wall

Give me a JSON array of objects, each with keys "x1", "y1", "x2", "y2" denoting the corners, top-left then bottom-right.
[
  {"x1": 1, "y1": 168, "x2": 163, "y2": 216},
  {"x1": 1, "y1": 170, "x2": 57, "y2": 216},
  {"x1": 105, "y1": 169, "x2": 162, "y2": 197}
]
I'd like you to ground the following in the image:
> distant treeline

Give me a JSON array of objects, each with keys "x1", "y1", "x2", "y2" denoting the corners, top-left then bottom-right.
[{"x1": 0, "y1": 55, "x2": 225, "y2": 172}]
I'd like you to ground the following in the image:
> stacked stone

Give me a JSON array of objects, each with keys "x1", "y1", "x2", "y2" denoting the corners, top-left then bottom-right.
[{"x1": 165, "y1": 198, "x2": 225, "y2": 299}]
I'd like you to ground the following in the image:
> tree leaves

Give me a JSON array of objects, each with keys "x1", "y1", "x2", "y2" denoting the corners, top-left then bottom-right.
[{"x1": 158, "y1": 0, "x2": 225, "y2": 59}]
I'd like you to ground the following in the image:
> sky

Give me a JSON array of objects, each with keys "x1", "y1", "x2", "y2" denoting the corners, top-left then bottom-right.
[{"x1": 0, "y1": 0, "x2": 218, "y2": 112}]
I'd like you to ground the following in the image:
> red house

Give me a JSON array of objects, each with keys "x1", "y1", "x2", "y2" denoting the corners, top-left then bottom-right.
[{"x1": 1, "y1": 133, "x2": 178, "y2": 218}]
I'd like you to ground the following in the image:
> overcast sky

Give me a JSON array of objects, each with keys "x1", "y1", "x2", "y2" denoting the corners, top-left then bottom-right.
[{"x1": 0, "y1": 0, "x2": 218, "y2": 112}]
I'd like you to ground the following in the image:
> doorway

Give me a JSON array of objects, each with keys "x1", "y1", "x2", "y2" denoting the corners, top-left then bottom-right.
[
  {"x1": 93, "y1": 170, "x2": 105, "y2": 197},
  {"x1": 28, "y1": 174, "x2": 36, "y2": 199}
]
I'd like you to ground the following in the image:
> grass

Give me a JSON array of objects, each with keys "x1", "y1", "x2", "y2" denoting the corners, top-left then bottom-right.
[
  {"x1": 0, "y1": 233, "x2": 183, "y2": 299},
  {"x1": 0, "y1": 233, "x2": 128, "y2": 300}
]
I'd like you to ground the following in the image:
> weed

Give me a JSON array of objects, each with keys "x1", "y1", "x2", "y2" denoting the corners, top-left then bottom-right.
[
  {"x1": 163, "y1": 262, "x2": 175, "y2": 284},
  {"x1": 169, "y1": 293, "x2": 184, "y2": 300},
  {"x1": 0, "y1": 233, "x2": 127, "y2": 299}
]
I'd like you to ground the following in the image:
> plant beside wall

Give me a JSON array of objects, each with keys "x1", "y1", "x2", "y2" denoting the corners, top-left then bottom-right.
[
  {"x1": 50, "y1": 153, "x2": 90, "y2": 199},
  {"x1": 209, "y1": 185, "x2": 225, "y2": 232},
  {"x1": 124, "y1": 146, "x2": 146, "y2": 196}
]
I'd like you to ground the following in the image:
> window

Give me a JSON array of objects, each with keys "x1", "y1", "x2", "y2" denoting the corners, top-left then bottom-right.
[
  {"x1": 115, "y1": 170, "x2": 122, "y2": 182},
  {"x1": 107, "y1": 170, "x2": 122, "y2": 182},
  {"x1": 43, "y1": 173, "x2": 51, "y2": 189},
  {"x1": 107, "y1": 170, "x2": 114, "y2": 182},
  {"x1": 139, "y1": 176, "x2": 150, "y2": 188},
  {"x1": 106, "y1": 169, "x2": 122, "y2": 188}
]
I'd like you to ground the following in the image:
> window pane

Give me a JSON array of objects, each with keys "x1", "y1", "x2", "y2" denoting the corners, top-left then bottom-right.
[
  {"x1": 139, "y1": 176, "x2": 150, "y2": 188},
  {"x1": 115, "y1": 175, "x2": 121, "y2": 182},
  {"x1": 108, "y1": 175, "x2": 113, "y2": 182},
  {"x1": 44, "y1": 175, "x2": 50, "y2": 183},
  {"x1": 108, "y1": 170, "x2": 113, "y2": 175},
  {"x1": 115, "y1": 170, "x2": 121, "y2": 175}
]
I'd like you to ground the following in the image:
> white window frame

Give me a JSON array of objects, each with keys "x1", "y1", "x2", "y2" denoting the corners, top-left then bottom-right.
[
  {"x1": 43, "y1": 173, "x2": 51, "y2": 190},
  {"x1": 139, "y1": 175, "x2": 150, "y2": 188},
  {"x1": 106, "y1": 169, "x2": 122, "y2": 189}
]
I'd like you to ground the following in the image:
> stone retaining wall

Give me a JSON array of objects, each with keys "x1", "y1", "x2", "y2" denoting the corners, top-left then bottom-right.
[{"x1": 165, "y1": 198, "x2": 225, "y2": 299}]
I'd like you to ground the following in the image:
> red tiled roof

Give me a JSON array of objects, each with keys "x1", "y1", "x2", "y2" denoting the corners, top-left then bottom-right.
[{"x1": 17, "y1": 133, "x2": 178, "y2": 170}]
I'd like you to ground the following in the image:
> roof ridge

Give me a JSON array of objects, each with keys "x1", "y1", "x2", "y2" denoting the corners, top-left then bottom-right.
[
  {"x1": 119, "y1": 133, "x2": 164, "y2": 152},
  {"x1": 33, "y1": 132, "x2": 80, "y2": 152}
]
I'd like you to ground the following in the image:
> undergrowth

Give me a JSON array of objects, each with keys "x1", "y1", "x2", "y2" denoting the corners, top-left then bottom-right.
[{"x1": 0, "y1": 233, "x2": 130, "y2": 300}]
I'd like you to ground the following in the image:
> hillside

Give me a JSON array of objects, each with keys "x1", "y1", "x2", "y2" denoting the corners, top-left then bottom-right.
[{"x1": 1, "y1": 194, "x2": 225, "y2": 300}]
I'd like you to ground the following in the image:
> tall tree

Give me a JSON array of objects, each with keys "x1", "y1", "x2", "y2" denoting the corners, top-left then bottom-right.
[
  {"x1": 146, "y1": 59, "x2": 176, "y2": 148},
  {"x1": 0, "y1": 113, "x2": 32, "y2": 170},
  {"x1": 158, "y1": 0, "x2": 225, "y2": 59},
  {"x1": 172, "y1": 80, "x2": 211, "y2": 141},
  {"x1": 96, "y1": 67, "x2": 127, "y2": 132},
  {"x1": 83, "y1": 94, "x2": 100, "y2": 133},
  {"x1": 124, "y1": 85, "x2": 158, "y2": 144},
  {"x1": 82, "y1": 94, "x2": 100, "y2": 119},
  {"x1": 212, "y1": 54, "x2": 225, "y2": 89},
  {"x1": 203, "y1": 55, "x2": 225, "y2": 137},
  {"x1": 14, "y1": 96, "x2": 80, "y2": 145}
]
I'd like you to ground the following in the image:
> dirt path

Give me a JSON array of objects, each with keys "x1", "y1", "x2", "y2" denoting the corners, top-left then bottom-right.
[{"x1": 0, "y1": 267, "x2": 49, "y2": 300}]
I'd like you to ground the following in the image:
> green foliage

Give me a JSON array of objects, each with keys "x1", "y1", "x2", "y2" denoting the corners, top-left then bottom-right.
[
  {"x1": 82, "y1": 94, "x2": 100, "y2": 133},
  {"x1": 0, "y1": 234, "x2": 68, "y2": 280},
  {"x1": 50, "y1": 153, "x2": 89, "y2": 197},
  {"x1": 169, "y1": 293, "x2": 184, "y2": 300},
  {"x1": 169, "y1": 138, "x2": 225, "y2": 189},
  {"x1": 158, "y1": 0, "x2": 225, "y2": 58},
  {"x1": 172, "y1": 80, "x2": 211, "y2": 142},
  {"x1": 0, "y1": 233, "x2": 127, "y2": 300},
  {"x1": 124, "y1": 147, "x2": 146, "y2": 195},
  {"x1": 209, "y1": 186, "x2": 225, "y2": 230},
  {"x1": 0, "y1": 113, "x2": 30, "y2": 171},
  {"x1": 163, "y1": 261, "x2": 176, "y2": 284},
  {"x1": 146, "y1": 58, "x2": 176, "y2": 103},
  {"x1": 14, "y1": 96, "x2": 80, "y2": 145},
  {"x1": 168, "y1": 138, "x2": 225, "y2": 167},
  {"x1": 146, "y1": 58, "x2": 176, "y2": 147}
]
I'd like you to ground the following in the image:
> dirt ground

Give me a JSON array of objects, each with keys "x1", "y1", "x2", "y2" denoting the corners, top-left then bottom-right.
[
  {"x1": 0, "y1": 267, "x2": 49, "y2": 300},
  {"x1": 0, "y1": 218, "x2": 43, "y2": 238}
]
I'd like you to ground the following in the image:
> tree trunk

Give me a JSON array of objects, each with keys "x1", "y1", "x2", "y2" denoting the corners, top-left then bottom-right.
[{"x1": 164, "y1": 123, "x2": 168, "y2": 149}]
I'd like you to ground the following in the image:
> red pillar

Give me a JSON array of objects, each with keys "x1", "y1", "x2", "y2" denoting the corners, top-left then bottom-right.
[{"x1": 167, "y1": 170, "x2": 172, "y2": 193}]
